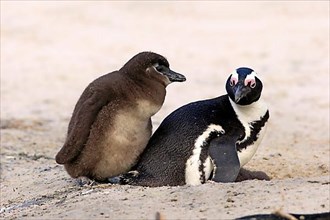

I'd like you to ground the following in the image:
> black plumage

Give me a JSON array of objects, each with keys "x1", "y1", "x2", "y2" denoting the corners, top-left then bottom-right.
[{"x1": 122, "y1": 67, "x2": 269, "y2": 186}]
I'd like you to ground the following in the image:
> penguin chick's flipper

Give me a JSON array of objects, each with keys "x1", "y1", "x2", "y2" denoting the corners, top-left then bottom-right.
[
  {"x1": 55, "y1": 88, "x2": 109, "y2": 164},
  {"x1": 209, "y1": 136, "x2": 240, "y2": 182}
]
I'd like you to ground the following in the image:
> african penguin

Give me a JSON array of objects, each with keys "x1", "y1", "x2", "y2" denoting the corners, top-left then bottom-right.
[
  {"x1": 55, "y1": 51, "x2": 186, "y2": 182},
  {"x1": 121, "y1": 67, "x2": 269, "y2": 187}
]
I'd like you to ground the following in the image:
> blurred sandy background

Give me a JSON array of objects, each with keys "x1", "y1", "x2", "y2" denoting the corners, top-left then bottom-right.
[{"x1": 1, "y1": 1, "x2": 329, "y2": 219}]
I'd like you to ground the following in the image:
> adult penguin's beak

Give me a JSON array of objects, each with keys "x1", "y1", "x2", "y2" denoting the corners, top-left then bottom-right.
[{"x1": 234, "y1": 84, "x2": 250, "y2": 103}]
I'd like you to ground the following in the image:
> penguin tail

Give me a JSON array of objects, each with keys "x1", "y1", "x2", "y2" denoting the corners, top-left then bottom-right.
[
  {"x1": 55, "y1": 150, "x2": 67, "y2": 164},
  {"x1": 55, "y1": 142, "x2": 81, "y2": 164},
  {"x1": 55, "y1": 146, "x2": 72, "y2": 164}
]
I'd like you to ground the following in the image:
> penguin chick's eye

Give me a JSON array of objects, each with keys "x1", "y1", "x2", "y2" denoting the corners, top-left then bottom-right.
[
  {"x1": 153, "y1": 63, "x2": 164, "y2": 73},
  {"x1": 230, "y1": 76, "x2": 238, "y2": 86},
  {"x1": 244, "y1": 78, "x2": 256, "y2": 88},
  {"x1": 156, "y1": 65, "x2": 164, "y2": 72}
]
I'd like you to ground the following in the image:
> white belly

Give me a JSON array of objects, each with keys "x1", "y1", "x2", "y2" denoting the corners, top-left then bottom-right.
[
  {"x1": 185, "y1": 124, "x2": 225, "y2": 185},
  {"x1": 238, "y1": 123, "x2": 267, "y2": 167}
]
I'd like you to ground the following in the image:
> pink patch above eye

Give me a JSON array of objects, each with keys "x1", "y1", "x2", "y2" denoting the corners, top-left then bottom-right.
[
  {"x1": 230, "y1": 77, "x2": 238, "y2": 86},
  {"x1": 244, "y1": 78, "x2": 256, "y2": 87}
]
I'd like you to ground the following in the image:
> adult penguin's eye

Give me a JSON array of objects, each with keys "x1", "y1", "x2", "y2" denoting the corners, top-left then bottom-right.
[
  {"x1": 230, "y1": 76, "x2": 238, "y2": 86},
  {"x1": 244, "y1": 78, "x2": 256, "y2": 88},
  {"x1": 250, "y1": 81, "x2": 256, "y2": 88}
]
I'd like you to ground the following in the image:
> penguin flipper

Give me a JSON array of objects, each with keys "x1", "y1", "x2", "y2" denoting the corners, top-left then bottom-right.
[
  {"x1": 209, "y1": 136, "x2": 240, "y2": 182},
  {"x1": 55, "y1": 88, "x2": 109, "y2": 164}
]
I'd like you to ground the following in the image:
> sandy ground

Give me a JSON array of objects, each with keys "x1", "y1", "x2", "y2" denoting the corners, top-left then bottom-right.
[{"x1": 1, "y1": 1, "x2": 329, "y2": 219}]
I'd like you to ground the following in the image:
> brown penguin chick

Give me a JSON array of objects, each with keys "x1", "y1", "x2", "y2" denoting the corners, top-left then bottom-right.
[{"x1": 55, "y1": 51, "x2": 186, "y2": 181}]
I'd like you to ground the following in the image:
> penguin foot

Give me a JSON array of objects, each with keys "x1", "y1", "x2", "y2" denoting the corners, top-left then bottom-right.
[
  {"x1": 235, "y1": 168, "x2": 270, "y2": 182},
  {"x1": 76, "y1": 176, "x2": 97, "y2": 187},
  {"x1": 107, "y1": 171, "x2": 140, "y2": 185},
  {"x1": 107, "y1": 176, "x2": 122, "y2": 184}
]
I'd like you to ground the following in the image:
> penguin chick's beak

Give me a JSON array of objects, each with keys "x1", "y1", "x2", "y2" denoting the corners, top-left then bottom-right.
[
  {"x1": 162, "y1": 66, "x2": 186, "y2": 82},
  {"x1": 234, "y1": 85, "x2": 250, "y2": 103}
]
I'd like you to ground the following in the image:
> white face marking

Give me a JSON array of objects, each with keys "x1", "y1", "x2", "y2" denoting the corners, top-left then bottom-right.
[
  {"x1": 229, "y1": 97, "x2": 268, "y2": 167},
  {"x1": 244, "y1": 71, "x2": 257, "y2": 88},
  {"x1": 185, "y1": 124, "x2": 225, "y2": 186}
]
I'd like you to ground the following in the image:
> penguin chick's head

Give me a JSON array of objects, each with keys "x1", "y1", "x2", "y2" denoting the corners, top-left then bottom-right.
[
  {"x1": 121, "y1": 51, "x2": 186, "y2": 86},
  {"x1": 226, "y1": 67, "x2": 263, "y2": 105}
]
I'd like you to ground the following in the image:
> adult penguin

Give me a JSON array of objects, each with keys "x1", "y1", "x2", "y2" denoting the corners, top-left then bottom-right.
[{"x1": 122, "y1": 67, "x2": 269, "y2": 186}]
